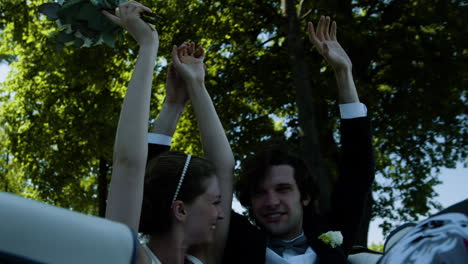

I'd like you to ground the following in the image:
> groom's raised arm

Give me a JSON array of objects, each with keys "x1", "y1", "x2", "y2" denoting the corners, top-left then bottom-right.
[
  {"x1": 307, "y1": 16, "x2": 374, "y2": 253},
  {"x1": 308, "y1": 16, "x2": 360, "y2": 104},
  {"x1": 147, "y1": 68, "x2": 189, "y2": 160},
  {"x1": 147, "y1": 45, "x2": 192, "y2": 160}
]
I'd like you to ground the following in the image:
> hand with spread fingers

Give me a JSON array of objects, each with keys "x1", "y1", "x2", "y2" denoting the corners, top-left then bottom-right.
[
  {"x1": 308, "y1": 16, "x2": 352, "y2": 73},
  {"x1": 102, "y1": 1, "x2": 158, "y2": 47},
  {"x1": 171, "y1": 42, "x2": 206, "y2": 83},
  {"x1": 309, "y1": 15, "x2": 359, "y2": 103}
]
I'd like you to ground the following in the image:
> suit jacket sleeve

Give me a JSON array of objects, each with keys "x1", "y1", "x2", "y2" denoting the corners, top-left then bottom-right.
[
  {"x1": 330, "y1": 116, "x2": 375, "y2": 254},
  {"x1": 222, "y1": 210, "x2": 266, "y2": 264},
  {"x1": 147, "y1": 143, "x2": 170, "y2": 163}
]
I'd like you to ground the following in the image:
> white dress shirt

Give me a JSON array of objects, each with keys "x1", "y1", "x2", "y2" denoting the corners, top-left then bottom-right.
[
  {"x1": 266, "y1": 247, "x2": 317, "y2": 264},
  {"x1": 266, "y1": 233, "x2": 318, "y2": 264}
]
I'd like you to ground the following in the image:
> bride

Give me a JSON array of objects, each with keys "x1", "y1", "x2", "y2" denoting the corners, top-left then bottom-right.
[{"x1": 103, "y1": 2, "x2": 234, "y2": 263}]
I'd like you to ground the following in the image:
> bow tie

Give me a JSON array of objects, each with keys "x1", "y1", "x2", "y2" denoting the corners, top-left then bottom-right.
[{"x1": 267, "y1": 235, "x2": 309, "y2": 257}]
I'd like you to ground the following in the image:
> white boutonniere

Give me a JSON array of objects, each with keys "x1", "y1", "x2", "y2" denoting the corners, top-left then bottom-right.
[{"x1": 318, "y1": 231, "x2": 343, "y2": 248}]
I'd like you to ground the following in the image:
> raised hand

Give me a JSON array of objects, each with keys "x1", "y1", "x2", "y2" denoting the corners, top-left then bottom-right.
[
  {"x1": 171, "y1": 42, "x2": 205, "y2": 83},
  {"x1": 165, "y1": 63, "x2": 189, "y2": 106},
  {"x1": 171, "y1": 41, "x2": 234, "y2": 264},
  {"x1": 102, "y1": 1, "x2": 158, "y2": 47},
  {"x1": 308, "y1": 16, "x2": 351, "y2": 72},
  {"x1": 105, "y1": 0, "x2": 159, "y2": 237}
]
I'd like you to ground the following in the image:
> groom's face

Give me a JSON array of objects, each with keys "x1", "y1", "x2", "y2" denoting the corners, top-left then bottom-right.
[{"x1": 251, "y1": 164, "x2": 310, "y2": 240}]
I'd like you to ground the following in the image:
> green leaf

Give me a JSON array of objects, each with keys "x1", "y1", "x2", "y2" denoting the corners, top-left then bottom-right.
[
  {"x1": 57, "y1": 4, "x2": 81, "y2": 25},
  {"x1": 0, "y1": 54, "x2": 17, "y2": 63},
  {"x1": 54, "y1": 42, "x2": 65, "y2": 51},
  {"x1": 85, "y1": 7, "x2": 116, "y2": 31},
  {"x1": 62, "y1": 0, "x2": 87, "y2": 9},
  {"x1": 101, "y1": 30, "x2": 115, "y2": 48},
  {"x1": 38, "y1": 3, "x2": 61, "y2": 20},
  {"x1": 55, "y1": 31, "x2": 76, "y2": 43},
  {"x1": 73, "y1": 38, "x2": 84, "y2": 48},
  {"x1": 74, "y1": 23, "x2": 98, "y2": 39},
  {"x1": 104, "y1": 0, "x2": 126, "y2": 8},
  {"x1": 99, "y1": 0, "x2": 116, "y2": 9},
  {"x1": 76, "y1": 3, "x2": 100, "y2": 22},
  {"x1": 89, "y1": 0, "x2": 100, "y2": 6}
]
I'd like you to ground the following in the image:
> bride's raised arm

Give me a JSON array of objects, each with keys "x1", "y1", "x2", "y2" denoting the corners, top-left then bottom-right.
[
  {"x1": 103, "y1": 1, "x2": 159, "y2": 233},
  {"x1": 171, "y1": 42, "x2": 235, "y2": 263}
]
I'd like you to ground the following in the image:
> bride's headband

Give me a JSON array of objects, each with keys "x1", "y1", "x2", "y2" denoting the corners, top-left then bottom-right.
[{"x1": 172, "y1": 154, "x2": 192, "y2": 202}]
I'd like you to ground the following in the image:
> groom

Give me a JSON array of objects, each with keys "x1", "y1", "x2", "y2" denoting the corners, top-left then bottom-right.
[
  {"x1": 147, "y1": 16, "x2": 374, "y2": 264},
  {"x1": 220, "y1": 16, "x2": 374, "y2": 264}
]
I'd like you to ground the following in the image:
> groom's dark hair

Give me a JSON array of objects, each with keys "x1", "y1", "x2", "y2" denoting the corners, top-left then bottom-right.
[{"x1": 236, "y1": 144, "x2": 319, "y2": 213}]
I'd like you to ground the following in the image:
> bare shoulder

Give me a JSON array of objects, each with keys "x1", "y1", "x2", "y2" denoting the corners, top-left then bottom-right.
[{"x1": 136, "y1": 243, "x2": 152, "y2": 264}]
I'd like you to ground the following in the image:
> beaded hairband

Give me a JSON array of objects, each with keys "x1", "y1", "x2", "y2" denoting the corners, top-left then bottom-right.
[{"x1": 172, "y1": 154, "x2": 191, "y2": 202}]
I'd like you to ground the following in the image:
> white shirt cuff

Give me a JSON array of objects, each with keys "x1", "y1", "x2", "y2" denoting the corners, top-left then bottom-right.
[
  {"x1": 147, "y1": 133, "x2": 172, "y2": 146},
  {"x1": 339, "y1": 103, "x2": 367, "y2": 119}
]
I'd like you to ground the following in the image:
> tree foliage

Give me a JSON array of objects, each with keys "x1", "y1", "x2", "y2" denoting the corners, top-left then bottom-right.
[
  {"x1": 368, "y1": 242, "x2": 384, "y2": 253},
  {"x1": 0, "y1": 0, "x2": 466, "y2": 241}
]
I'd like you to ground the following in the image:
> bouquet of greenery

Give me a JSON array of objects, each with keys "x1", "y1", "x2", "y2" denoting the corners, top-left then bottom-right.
[{"x1": 39, "y1": 0, "x2": 159, "y2": 49}]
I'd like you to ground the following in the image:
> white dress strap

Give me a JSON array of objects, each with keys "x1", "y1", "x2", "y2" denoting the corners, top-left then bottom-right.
[
  {"x1": 141, "y1": 244, "x2": 161, "y2": 264},
  {"x1": 186, "y1": 254, "x2": 204, "y2": 264}
]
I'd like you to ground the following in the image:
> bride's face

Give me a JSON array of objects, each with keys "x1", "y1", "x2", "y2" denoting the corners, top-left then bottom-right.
[{"x1": 184, "y1": 176, "x2": 224, "y2": 244}]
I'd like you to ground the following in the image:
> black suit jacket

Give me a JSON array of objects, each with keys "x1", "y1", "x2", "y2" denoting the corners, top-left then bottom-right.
[{"x1": 147, "y1": 117, "x2": 374, "y2": 264}]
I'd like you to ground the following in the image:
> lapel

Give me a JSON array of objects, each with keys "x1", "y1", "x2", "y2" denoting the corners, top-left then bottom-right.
[{"x1": 303, "y1": 213, "x2": 347, "y2": 264}]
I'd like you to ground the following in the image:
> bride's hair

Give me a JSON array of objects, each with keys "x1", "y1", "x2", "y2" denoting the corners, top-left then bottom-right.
[{"x1": 139, "y1": 151, "x2": 215, "y2": 235}]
